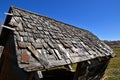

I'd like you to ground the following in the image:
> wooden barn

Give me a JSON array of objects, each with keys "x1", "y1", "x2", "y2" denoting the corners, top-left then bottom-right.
[{"x1": 0, "y1": 6, "x2": 115, "y2": 80}]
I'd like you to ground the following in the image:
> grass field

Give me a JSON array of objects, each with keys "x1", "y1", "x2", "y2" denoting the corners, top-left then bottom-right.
[{"x1": 103, "y1": 48, "x2": 120, "y2": 80}]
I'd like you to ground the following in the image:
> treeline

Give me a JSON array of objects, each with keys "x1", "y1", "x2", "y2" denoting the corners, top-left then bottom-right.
[{"x1": 104, "y1": 40, "x2": 120, "y2": 48}]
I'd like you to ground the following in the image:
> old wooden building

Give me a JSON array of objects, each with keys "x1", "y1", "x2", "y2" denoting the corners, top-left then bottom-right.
[{"x1": 0, "y1": 6, "x2": 115, "y2": 80}]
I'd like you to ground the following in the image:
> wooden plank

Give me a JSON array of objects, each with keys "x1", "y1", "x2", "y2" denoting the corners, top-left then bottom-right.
[
  {"x1": 0, "y1": 46, "x2": 4, "y2": 58},
  {"x1": 2, "y1": 25, "x2": 15, "y2": 31},
  {"x1": 73, "y1": 62, "x2": 88, "y2": 80},
  {"x1": 27, "y1": 45, "x2": 41, "y2": 60},
  {"x1": 32, "y1": 42, "x2": 42, "y2": 49},
  {"x1": 58, "y1": 44, "x2": 71, "y2": 59},
  {"x1": 27, "y1": 45, "x2": 49, "y2": 67},
  {"x1": 37, "y1": 71, "x2": 43, "y2": 78},
  {"x1": 28, "y1": 72, "x2": 36, "y2": 80},
  {"x1": 5, "y1": 12, "x2": 13, "y2": 16},
  {"x1": 21, "y1": 50, "x2": 29, "y2": 64},
  {"x1": 18, "y1": 42, "x2": 27, "y2": 48},
  {"x1": 54, "y1": 49, "x2": 62, "y2": 60}
]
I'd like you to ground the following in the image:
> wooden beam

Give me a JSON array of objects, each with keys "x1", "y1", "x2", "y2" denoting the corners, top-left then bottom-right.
[
  {"x1": 2, "y1": 25, "x2": 15, "y2": 31},
  {"x1": 4, "y1": 13, "x2": 13, "y2": 16}
]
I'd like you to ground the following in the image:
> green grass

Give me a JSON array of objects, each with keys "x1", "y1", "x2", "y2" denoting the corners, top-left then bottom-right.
[{"x1": 103, "y1": 48, "x2": 120, "y2": 80}]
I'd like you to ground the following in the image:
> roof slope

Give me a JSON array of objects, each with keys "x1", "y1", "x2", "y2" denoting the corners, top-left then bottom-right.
[{"x1": 2, "y1": 6, "x2": 114, "y2": 72}]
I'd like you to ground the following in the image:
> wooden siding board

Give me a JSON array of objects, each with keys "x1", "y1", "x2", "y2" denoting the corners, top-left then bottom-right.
[{"x1": 0, "y1": 46, "x2": 3, "y2": 58}]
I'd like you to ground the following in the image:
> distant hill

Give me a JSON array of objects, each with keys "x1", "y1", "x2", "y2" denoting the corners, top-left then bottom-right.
[{"x1": 104, "y1": 40, "x2": 120, "y2": 48}]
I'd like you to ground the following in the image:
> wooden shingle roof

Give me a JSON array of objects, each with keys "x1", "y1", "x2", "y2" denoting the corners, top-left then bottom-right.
[{"x1": 2, "y1": 6, "x2": 114, "y2": 72}]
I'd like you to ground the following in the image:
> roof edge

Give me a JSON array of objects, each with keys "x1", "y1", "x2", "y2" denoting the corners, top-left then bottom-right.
[{"x1": 9, "y1": 6, "x2": 88, "y2": 32}]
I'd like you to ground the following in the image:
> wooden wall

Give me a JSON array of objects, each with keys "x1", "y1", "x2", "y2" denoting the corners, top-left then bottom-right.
[
  {"x1": 0, "y1": 31, "x2": 35, "y2": 80},
  {"x1": 74, "y1": 58, "x2": 110, "y2": 80}
]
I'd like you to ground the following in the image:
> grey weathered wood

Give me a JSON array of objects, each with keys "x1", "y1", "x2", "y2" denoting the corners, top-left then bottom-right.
[
  {"x1": 54, "y1": 49, "x2": 62, "y2": 60},
  {"x1": 18, "y1": 41, "x2": 27, "y2": 48},
  {"x1": 73, "y1": 62, "x2": 88, "y2": 80},
  {"x1": 0, "y1": 46, "x2": 4, "y2": 58},
  {"x1": 0, "y1": 6, "x2": 114, "y2": 80},
  {"x1": 2, "y1": 25, "x2": 15, "y2": 31},
  {"x1": 32, "y1": 42, "x2": 42, "y2": 49},
  {"x1": 37, "y1": 71, "x2": 43, "y2": 78}
]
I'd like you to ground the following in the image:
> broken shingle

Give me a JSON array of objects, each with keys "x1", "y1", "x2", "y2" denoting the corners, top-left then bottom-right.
[
  {"x1": 23, "y1": 37, "x2": 28, "y2": 42},
  {"x1": 18, "y1": 42, "x2": 27, "y2": 48},
  {"x1": 27, "y1": 45, "x2": 39, "y2": 58},
  {"x1": 47, "y1": 41, "x2": 55, "y2": 49},
  {"x1": 47, "y1": 48, "x2": 54, "y2": 55},
  {"x1": 62, "y1": 43, "x2": 72, "y2": 48},
  {"x1": 28, "y1": 37, "x2": 35, "y2": 43},
  {"x1": 19, "y1": 32, "x2": 25, "y2": 36},
  {"x1": 54, "y1": 49, "x2": 62, "y2": 60},
  {"x1": 27, "y1": 45, "x2": 49, "y2": 67},
  {"x1": 27, "y1": 23, "x2": 33, "y2": 29},
  {"x1": 9, "y1": 17, "x2": 18, "y2": 27},
  {"x1": 42, "y1": 42, "x2": 49, "y2": 49},
  {"x1": 17, "y1": 23, "x2": 24, "y2": 31},
  {"x1": 32, "y1": 42, "x2": 42, "y2": 49},
  {"x1": 37, "y1": 27, "x2": 43, "y2": 30}
]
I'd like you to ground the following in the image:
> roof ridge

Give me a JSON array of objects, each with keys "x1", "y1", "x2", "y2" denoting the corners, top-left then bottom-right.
[{"x1": 10, "y1": 6, "x2": 86, "y2": 31}]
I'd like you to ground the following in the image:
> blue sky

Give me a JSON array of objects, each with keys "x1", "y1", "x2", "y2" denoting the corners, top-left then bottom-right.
[{"x1": 0, "y1": 0, "x2": 120, "y2": 40}]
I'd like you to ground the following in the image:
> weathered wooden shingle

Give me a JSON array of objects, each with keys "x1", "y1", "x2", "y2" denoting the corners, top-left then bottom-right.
[
  {"x1": 21, "y1": 50, "x2": 30, "y2": 64},
  {"x1": 2, "y1": 6, "x2": 114, "y2": 72}
]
